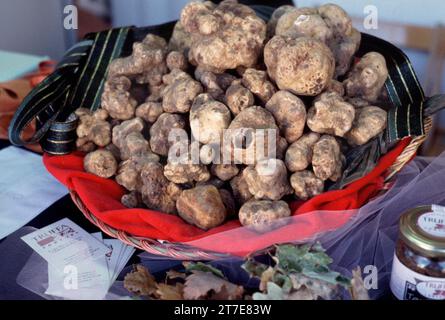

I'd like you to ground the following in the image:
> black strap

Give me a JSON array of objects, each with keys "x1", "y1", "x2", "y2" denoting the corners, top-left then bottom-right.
[
  {"x1": 8, "y1": 27, "x2": 130, "y2": 154},
  {"x1": 359, "y1": 33, "x2": 426, "y2": 144}
]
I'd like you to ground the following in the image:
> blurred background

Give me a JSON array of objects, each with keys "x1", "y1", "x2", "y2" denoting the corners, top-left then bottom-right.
[{"x1": 1, "y1": 0, "x2": 445, "y2": 155}]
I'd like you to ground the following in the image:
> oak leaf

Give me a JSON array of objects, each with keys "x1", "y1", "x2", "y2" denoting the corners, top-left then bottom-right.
[
  {"x1": 123, "y1": 265, "x2": 157, "y2": 297},
  {"x1": 183, "y1": 270, "x2": 244, "y2": 300},
  {"x1": 156, "y1": 283, "x2": 184, "y2": 300}
]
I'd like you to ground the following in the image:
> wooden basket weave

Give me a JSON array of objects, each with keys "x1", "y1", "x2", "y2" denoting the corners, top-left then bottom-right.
[{"x1": 70, "y1": 116, "x2": 433, "y2": 260}]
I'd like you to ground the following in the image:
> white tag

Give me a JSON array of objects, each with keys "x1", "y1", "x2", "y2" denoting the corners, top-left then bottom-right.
[
  {"x1": 103, "y1": 239, "x2": 123, "y2": 283},
  {"x1": 390, "y1": 254, "x2": 445, "y2": 300},
  {"x1": 21, "y1": 218, "x2": 109, "y2": 268},
  {"x1": 44, "y1": 257, "x2": 110, "y2": 300},
  {"x1": 44, "y1": 231, "x2": 111, "y2": 300},
  {"x1": 418, "y1": 206, "x2": 445, "y2": 238}
]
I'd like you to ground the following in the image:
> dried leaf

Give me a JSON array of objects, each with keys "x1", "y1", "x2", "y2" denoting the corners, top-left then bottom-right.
[
  {"x1": 166, "y1": 270, "x2": 187, "y2": 280},
  {"x1": 124, "y1": 265, "x2": 157, "y2": 297},
  {"x1": 285, "y1": 288, "x2": 317, "y2": 300},
  {"x1": 289, "y1": 273, "x2": 340, "y2": 300},
  {"x1": 184, "y1": 270, "x2": 244, "y2": 300},
  {"x1": 259, "y1": 267, "x2": 275, "y2": 292},
  {"x1": 156, "y1": 283, "x2": 184, "y2": 300},
  {"x1": 254, "y1": 281, "x2": 317, "y2": 300},
  {"x1": 211, "y1": 284, "x2": 244, "y2": 300},
  {"x1": 349, "y1": 267, "x2": 370, "y2": 300}
]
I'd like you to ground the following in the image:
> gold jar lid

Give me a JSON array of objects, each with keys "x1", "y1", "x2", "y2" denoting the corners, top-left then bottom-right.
[{"x1": 399, "y1": 205, "x2": 445, "y2": 258}]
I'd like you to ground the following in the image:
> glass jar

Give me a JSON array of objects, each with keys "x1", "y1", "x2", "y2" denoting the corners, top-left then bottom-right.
[{"x1": 390, "y1": 205, "x2": 445, "y2": 300}]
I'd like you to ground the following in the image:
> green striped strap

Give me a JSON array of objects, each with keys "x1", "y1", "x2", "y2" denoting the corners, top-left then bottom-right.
[
  {"x1": 8, "y1": 27, "x2": 130, "y2": 154},
  {"x1": 359, "y1": 33, "x2": 425, "y2": 144},
  {"x1": 70, "y1": 27, "x2": 130, "y2": 111}
]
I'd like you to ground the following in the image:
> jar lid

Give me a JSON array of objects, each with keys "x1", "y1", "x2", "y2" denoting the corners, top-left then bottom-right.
[{"x1": 400, "y1": 205, "x2": 445, "y2": 258}]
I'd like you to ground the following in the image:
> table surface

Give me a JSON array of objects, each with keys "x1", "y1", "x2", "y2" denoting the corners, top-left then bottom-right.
[{"x1": 0, "y1": 139, "x2": 142, "y2": 299}]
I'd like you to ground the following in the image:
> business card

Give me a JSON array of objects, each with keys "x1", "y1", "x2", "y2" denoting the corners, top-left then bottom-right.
[{"x1": 21, "y1": 218, "x2": 109, "y2": 268}]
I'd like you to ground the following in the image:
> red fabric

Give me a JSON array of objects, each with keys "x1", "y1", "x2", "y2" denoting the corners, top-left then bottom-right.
[{"x1": 43, "y1": 138, "x2": 411, "y2": 255}]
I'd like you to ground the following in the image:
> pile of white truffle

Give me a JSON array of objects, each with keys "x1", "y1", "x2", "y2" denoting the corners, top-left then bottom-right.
[{"x1": 76, "y1": 1, "x2": 389, "y2": 232}]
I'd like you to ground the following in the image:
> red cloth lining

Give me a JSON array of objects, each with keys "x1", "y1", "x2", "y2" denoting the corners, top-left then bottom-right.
[{"x1": 43, "y1": 138, "x2": 411, "y2": 255}]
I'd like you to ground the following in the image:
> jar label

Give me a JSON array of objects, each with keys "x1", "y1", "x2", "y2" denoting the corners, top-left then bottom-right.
[
  {"x1": 390, "y1": 255, "x2": 445, "y2": 300},
  {"x1": 418, "y1": 206, "x2": 445, "y2": 238}
]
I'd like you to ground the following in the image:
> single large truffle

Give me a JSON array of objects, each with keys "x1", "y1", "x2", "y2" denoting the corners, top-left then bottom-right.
[
  {"x1": 190, "y1": 94, "x2": 232, "y2": 145},
  {"x1": 267, "y1": 5, "x2": 295, "y2": 38},
  {"x1": 243, "y1": 158, "x2": 293, "y2": 200},
  {"x1": 181, "y1": 0, "x2": 267, "y2": 72},
  {"x1": 344, "y1": 52, "x2": 388, "y2": 103},
  {"x1": 162, "y1": 69, "x2": 203, "y2": 113},
  {"x1": 285, "y1": 132, "x2": 320, "y2": 172},
  {"x1": 312, "y1": 135, "x2": 343, "y2": 181},
  {"x1": 224, "y1": 106, "x2": 279, "y2": 165},
  {"x1": 75, "y1": 108, "x2": 111, "y2": 151},
  {"x1": 107, "y1": 34, "x2": 168, "y2": 86},
  {"x1": 101, "y1": 76, "x2": 138, "y2": 120},
  {"x1": 176, "y1": 185, "x2": 227, "y2": 230},
  {"x1": 84, "y1": 149, "x2": 117, "y2": 178},
  {"x1": 112, "y1": 118, "x2": 149, "y2": 160},
  {"x1": 241, "y1": 68, "x2": 277, "y2": 104},
  {"x1": 135, "y1": 101, "x2": 163, "y2": 123},
  {"x1": 264, "y1": 35, "x2": 335, "y2": 96},
  {"x1": 140, "y1": 161, "x2": 182, "y2": 214},
  {"x1": 150, "y1": 113, "x2": 187, "y2": 156},
  {"x1": 266, "y1": 90, "x2": 307, "y2": 143},
  {"x1": 346, "y1": 106, "x2": 387, "y2": 145},
  {"x1": 307, "y1": 92, "x2": 355, "y2": 137},
  {"x1": 290, "y1": 170, "x2": 324, "y2": 200},
  {"x1": 275, "y1": 4, "x2": 361, "y2": 76},
  {"x1": 239, "y1": 200, "x2": 291, "y2": 232},
  {"x1": 164, "y1": 141, "x2": 211, "y2": 184},
  {"x1": 115, "y1": 152, "x2": 160, "y2": 192},
  {"x1": 225, "y1": 83, "x2": 254, "y2": 115}
]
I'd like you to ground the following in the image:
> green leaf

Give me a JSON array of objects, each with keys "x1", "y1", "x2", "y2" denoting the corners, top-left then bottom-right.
[
  {"x1": 275, "y1": 243, "x2": 332, "y2": 274},
  {"x1": 249, "y1": 243, "x2": 352, "y2": 300},
  {"x1": 241, "y1": 259, "x2": 269, "y2": 278},
  {"x1": 183, "y1": 262, "x2": 225, "y2": 279},
  {"x1": 302, "y1": 269, "x2": 351, "y2": 288}
]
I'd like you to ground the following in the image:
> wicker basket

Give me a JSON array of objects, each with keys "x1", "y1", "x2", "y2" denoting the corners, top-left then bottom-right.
[
  {"x1": 8, "y1": 6, "x2": 442, "y2": 260},
  {"x1": 68, "y1": 117, "x2": 434, "y2": 260}
]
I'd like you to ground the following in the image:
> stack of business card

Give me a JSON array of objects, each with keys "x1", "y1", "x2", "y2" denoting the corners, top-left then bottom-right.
[{"x1": 21, "y1": 218, "x2": 135, "y2": 300}]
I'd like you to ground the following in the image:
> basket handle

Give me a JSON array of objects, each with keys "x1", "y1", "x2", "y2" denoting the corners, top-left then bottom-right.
[{"x1": 8, "y1": 28, "x2": 130, "y2": 154}]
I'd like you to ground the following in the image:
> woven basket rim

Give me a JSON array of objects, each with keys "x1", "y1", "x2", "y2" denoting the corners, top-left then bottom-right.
[{"x1": 69, "y1": 117, "x2": 432, "y2": 260}]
